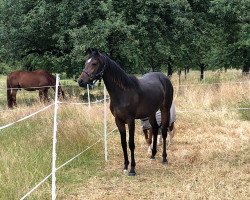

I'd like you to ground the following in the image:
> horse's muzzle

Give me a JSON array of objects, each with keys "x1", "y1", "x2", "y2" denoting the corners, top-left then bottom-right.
[{"x1": 78, "y1": 78, "x2": 87, "y2": 88}]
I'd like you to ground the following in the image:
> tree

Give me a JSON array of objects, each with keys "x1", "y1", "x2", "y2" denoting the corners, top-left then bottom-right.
[{"x1": 209, "y1": 0, "x2": 250, "y2": 74}]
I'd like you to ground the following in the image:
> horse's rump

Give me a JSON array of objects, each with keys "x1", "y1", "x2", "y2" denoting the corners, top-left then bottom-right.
[{"x1": 135, "y1": 72, "x2": 173, "y2": 119}]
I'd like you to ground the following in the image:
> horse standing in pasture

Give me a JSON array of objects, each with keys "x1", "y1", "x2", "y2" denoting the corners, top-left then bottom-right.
[
  {"x1": 78, "y1": 49, "x2": 173, "y2": 176},
  {"x1": 141, "y1": 102, "x2": 176, "y2": 154},
  {"x1": 6, "y1": 70, "x2": 65, "y2": 108}
]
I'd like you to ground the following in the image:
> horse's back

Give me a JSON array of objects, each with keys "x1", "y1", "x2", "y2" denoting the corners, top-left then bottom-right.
[
  {"x1": 7, "y1": 70, "x2": 55, "y2": 88},
  {"x1": 140, "y1": 72, "x2": 171, "y2": 84}
]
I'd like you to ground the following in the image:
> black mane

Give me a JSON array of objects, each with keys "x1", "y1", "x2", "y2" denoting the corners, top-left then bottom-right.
[{"x1": 103, "y1": 54, "x2": 140, "y2": 90}]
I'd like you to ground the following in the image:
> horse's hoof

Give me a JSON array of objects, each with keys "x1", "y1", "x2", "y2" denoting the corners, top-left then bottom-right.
[
  {"x1": 123, "y1": 169, "x2": 128, "y2": 174},
  {"x1": 150, "y1": 156, "x2": 156, "y2": 161},
  {"x1": 162, "y1": 160, "x2": 168, "y2": 165},
  {"x1": 128, "y1": 172, "x2": 136, "y2": 176}
]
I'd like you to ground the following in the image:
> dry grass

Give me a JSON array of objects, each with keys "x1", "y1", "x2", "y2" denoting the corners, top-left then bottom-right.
[
  {"x1": 59, "y1": 72, "x2": 249, "y2": 200},
  {"x1": 0, "y1": 70, "x2": 249, "y2": 199}
]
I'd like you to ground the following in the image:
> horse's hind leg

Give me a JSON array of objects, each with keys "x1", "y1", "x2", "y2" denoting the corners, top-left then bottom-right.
[
  {"x1": 149, "y1": 116, "x2": 159, "y2": 160},
  {"x1": 143, "y1": 129, "x2": 152, "y2": 154},
  {"x1": 39, "y1": 89, "x2": 44, "y2": 102},
  {"x1": 161, "y1": 108, "x2": 170, "y2": 164},
  {"x1": 115, "y1": 118, "x2": 129, "y2": 173},
  {"x1": 39, "y1": 89, "x2": 48, "y2": 102},
  {"x1": 169, "y1": 122, "x2": 174, "y2": 145},
  {"x1": 44, "y1": 89, "x2": 49, "y2": 102}
]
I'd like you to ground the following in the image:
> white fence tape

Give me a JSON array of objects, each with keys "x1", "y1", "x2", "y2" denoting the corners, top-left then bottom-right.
[
  {"x1": 19, "y1": 128, "x2": 117, "y2": 200},
  {"x1": 20, "y1": 173, "x2": 52, "y2": 200},
  {"x1": 177, "y1": 107, "x2": 250, "y2": 113},
  {"x1": 0, "y1": 104, "x2": 53, "y2": 131},
  {"x1": 58, "y1": 97, "x2": 110, "y2": 106},
  {"x1": 173, "y1": 80, "x2": 250, "y2": 88}
]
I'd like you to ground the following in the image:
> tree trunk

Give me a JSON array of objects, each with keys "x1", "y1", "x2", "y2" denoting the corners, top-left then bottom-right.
[
  {"x1": 242, "y1": 49, "x2": 249, "y2": 76},
  {"x1": 167, "y1": 64, "x2": 173, "y2": 77},
  {"x1": 167, "y1": 56, "x2": 173, "y2": 77},
  {"x1": 178, "y1": 69, "x2": 181, "y2": 85},
  {"x1": 242, "y1": 64, "x2": 249, "y2": 76},
  {"x1": 184, "y1": 66, "x2": 189, "y2": 79},
  {"x1": 200, "y1": 63, "x2": 206, "y2": 80}
]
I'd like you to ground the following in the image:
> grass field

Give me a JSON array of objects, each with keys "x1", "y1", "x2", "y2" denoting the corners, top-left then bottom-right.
[{"x1": 0, "y1": 70, "x2": 249, "y2": 199}]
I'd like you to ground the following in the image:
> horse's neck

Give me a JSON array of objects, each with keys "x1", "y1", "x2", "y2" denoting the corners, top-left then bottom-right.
[
  {"x1": 102, "y1": 73, "x2": 122, "y2": 99},
  {"x1": 102, "y1": 65, "x2": 127, "y2": 99}
]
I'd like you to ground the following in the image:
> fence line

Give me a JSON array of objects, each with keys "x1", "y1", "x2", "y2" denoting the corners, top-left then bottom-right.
[
  {"x1": 19, "y1": 127, "x2": 117, "y2": 200},
  {"x1": 58, "y1": 99, "x2": 107, "y2": 106},
  {"x1": 0, "y1": 104, "x2": 53, "y2": 131},
  {"x1": 0, "y1": 80, "x2": 249, "y2": 91},
  {"x1": 173, "y1": 80, "x2": 250, "y2": 88},
  {"x1": 177, "y1": 107, "x2": 250, "y2": 113},
  {"x1": 20, "y1": 173, "x2": 52, "y2": 200}
]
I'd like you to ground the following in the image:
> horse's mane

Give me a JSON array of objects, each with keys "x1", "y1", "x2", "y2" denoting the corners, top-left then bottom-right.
[{"x1": 103, "y1": 54, "x2": 140, "y2": 90}]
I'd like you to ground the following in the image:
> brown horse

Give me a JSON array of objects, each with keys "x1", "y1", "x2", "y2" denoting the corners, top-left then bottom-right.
[
  {"x1": 78, "y1": 49, "x2": 173, "y2": 176},
  {"x1": 7, "y1": 70, "x2": 65, "y2": 108},
  {"x1": 141, "y1": 102, "x2": 176, "y2": 153}
]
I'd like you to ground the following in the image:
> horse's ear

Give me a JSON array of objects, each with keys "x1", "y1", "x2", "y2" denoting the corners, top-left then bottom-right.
[
  {"x1": 92, "y1": 48, "x2": 100, "y2": 56},
  {"x1": 85, "y1": 48, "x2": 93, "y2": 55},
  {"x1": 85, "y1": 48, "x2": 100, "y2": 56}
]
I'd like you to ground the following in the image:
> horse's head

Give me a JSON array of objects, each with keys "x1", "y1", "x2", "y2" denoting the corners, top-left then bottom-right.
[{"x1": 78, "y1": 48, "x2": 105, "y2": 88}]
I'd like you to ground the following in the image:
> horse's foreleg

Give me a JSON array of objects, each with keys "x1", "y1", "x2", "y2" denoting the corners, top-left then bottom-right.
[
  {"x1": 149, "y1": 117, "x2": 159, "y2": 160},
  {"x1": 11, "y1": 89, "x2": 18, "y2": 107},
  {"x1": 128, "y1": 118, "x2": 136, "y2": 176},
  {"x1": 115, "y1": 118, "x2": 129, "y2": 172}
]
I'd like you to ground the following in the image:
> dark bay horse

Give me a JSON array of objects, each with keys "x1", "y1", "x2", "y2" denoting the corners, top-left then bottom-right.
[
  {"x1": 7, "y1": 70, "x2": 65, "y2": 108},
  {"x1": 78, "y1": 49, "x2": 173, "y2": 176}
]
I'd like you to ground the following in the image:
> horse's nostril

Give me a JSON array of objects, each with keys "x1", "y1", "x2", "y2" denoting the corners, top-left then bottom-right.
[
  {"x1": 78, "y1": 78, "x2": 87, "y2": 88},
  {"x1": 78, "y1": 79, "x2": 83, "y2": 85}
]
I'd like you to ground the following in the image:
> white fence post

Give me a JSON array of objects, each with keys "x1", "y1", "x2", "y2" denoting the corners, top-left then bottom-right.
[
  {"x1": 104, "y1": 84, "x2": 108, "y2": 162},
  {"x1": 87, "y1": 84, "x2": 90, "y2": 108},
  {"x1": 52, "y1": 74, "x2": 59, "y2": 200}
]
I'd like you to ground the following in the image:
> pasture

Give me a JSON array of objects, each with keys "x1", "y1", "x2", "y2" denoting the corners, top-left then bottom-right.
[{"x1": 0, "y1": 70, "x2": 249, "y2": 199}]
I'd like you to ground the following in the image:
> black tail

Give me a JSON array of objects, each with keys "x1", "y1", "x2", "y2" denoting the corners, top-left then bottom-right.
[
  {"x1": 58, "y1": 83, "x2": 65, "y2": 99},
  {"x1": 6, "y1": 76, "x2": 12, "y2": 108}
]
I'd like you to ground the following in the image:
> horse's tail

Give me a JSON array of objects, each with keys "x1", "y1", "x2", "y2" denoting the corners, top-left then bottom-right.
[
  {"x1": 6, "y1": 75, "x2": 12, "y2": 108},
  {"x1": 58, "y1": 83, "x2": 65, "y2": 99},
  {"x1": 165, "y1": 76, "x2": 174, "y2": 106},
  {"x1": 162, "y1": 76, "x2": 174, "y2": 126}
]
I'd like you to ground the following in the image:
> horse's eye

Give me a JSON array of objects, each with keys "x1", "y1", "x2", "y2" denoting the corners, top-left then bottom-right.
[{"x1": 92, "y1": 63, "x2": 97, "y2": 66}]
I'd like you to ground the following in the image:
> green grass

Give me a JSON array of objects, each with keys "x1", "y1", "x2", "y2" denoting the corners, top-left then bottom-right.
[
  {"x1": 0, "y1": 105, "x2": 107, "y2": 199},
  {"x1": 238, "y1": 99, "x2": 250, "y2": 121}
]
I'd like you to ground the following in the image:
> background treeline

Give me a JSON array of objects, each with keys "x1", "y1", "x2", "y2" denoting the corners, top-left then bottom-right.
[{"x1": 0, "y1": 0, "x2": 249, "y2": 78}]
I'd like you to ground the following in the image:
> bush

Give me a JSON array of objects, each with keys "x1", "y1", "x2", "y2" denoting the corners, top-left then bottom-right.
[{"x1": 0, "y1": 63, "x2": 12, "y2": 74}]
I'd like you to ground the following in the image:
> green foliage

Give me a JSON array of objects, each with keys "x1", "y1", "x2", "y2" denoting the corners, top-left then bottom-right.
[
  {"x1": 0, "y1": 0, "x2": 249, "y2": 76},
  {"x1": 238, "y1": 99, "x2": 250, "y2": 121}
]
